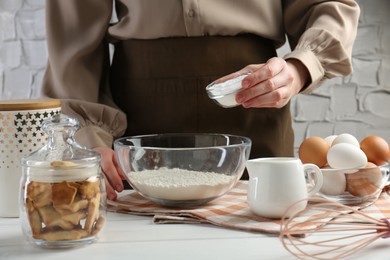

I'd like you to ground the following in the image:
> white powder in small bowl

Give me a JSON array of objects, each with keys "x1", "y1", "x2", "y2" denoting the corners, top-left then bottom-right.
[
  {"x1": 205, "y1": 74, "x2": 248, "y2": 108},
  {"x1": 127, "y1": 167, "x2": 237, "y2": 201}
]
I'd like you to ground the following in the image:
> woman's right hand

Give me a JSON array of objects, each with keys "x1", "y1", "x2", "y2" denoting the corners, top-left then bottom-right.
[{"x1": 93, "y1": 147, "x2": 125, "y2": 201}]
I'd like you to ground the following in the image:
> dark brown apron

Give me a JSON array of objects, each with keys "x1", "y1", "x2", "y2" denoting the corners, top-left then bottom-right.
[{"x1": 110, "y1": 34, "x2": 294, "y2": 179}]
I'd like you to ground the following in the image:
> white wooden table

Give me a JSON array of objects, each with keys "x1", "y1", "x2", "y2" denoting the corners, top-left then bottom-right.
[{"x1": 1, "y1": 211, "x2": 389, "y2": 260}]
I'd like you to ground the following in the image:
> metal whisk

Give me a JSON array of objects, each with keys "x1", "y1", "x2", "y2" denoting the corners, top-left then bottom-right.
[{"x1": 279, "y1": 197, "x2": 390, "y2": 259}]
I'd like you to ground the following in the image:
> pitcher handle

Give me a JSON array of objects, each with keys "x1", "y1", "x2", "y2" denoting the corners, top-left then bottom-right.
[{"x1": 304, "y1": 163, "x2": 323, "y2": 196}]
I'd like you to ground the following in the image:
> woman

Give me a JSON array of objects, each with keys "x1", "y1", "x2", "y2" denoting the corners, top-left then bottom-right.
[{"x1": 41, "y1": 0, "x2": 360, "y2": 200}]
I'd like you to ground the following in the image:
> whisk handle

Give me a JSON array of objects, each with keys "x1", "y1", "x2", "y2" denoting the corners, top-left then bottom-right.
[{"x1": 380, "y1": 218, "x2": 390, "y2": 239}]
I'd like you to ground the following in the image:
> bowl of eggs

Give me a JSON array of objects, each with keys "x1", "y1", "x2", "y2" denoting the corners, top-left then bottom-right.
[{"x1": 299, "y1": 134, "x2": 390, "y2": 204}]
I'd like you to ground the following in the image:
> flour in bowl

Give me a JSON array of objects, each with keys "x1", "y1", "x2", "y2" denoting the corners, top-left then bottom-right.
[{"x1": 127, "y1": 167, "x2": 237, "y2": 201}]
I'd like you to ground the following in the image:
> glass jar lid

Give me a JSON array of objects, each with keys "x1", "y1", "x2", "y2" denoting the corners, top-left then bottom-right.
[{"x1": 22, "y1": 114, "x2": 101, "y2": 181}]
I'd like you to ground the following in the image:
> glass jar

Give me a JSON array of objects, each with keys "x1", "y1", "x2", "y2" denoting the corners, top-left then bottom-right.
[{"x1": 19, "y1": 114, "x2": 106, "y2": 248}]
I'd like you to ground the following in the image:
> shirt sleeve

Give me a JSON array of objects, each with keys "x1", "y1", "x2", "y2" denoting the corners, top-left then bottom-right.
[
  {"x1": 41, "y1": 0, "x2": 127, "y2": 148},
  {"x1": 282, "y1": 0, "x2": 360, "y2": 93}
]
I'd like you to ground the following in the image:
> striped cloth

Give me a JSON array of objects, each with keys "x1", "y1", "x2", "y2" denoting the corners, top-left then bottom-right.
[
  {"x1": 358, "y1": 189, "x2": 390, "y2": 219},
  {"x1": 107, "y1": 181, "x2": 390, "y2": 235}
]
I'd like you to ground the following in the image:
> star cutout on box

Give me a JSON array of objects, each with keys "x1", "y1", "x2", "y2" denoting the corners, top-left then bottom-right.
[{"x1": 15, "y1": 113, "x2": 23, "y2": 120}]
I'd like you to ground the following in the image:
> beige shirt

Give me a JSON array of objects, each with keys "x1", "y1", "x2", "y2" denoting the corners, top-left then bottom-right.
[{"x1": 41, "y1": 0, "x2": 360, "y2": 148}]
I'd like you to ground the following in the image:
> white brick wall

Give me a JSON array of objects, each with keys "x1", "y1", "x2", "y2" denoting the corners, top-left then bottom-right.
[
  {"x1": 0, "y1": 0, "x2": 46, "y2": 99},
  {"x1": 0, "y1": 0, "x2": 389, "y2": 152}
]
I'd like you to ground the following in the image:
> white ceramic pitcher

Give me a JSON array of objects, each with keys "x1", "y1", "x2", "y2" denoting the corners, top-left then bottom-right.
[{"x1": 246, "y1": 157, "x2": 323, "y2": 219}]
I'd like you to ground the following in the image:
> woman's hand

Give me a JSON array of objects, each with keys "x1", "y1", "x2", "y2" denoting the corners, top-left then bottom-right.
[
  {"x1": 218, "y1": 57, "x2": 310, "y2": 109},
  {"x1": 93, "y1": 147, "x2": 125, "y2": 201}
]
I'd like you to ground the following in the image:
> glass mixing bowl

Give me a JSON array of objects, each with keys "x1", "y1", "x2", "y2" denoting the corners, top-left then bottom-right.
[{"x1": 114, "y1": 133, "x2": 251, "y2": 207}]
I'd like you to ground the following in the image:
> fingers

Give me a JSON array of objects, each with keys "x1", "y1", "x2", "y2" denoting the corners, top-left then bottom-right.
[
  {"x1": 241, "y1": 58, "x2": 285, "y2": 89},
  {"x1": 236, "y1": 58, "x2": 295, "y2": 108},
  {"x1": 103, "y1": 158, "x2": 124, "y2": 191},
  {"x1": 104, "y1": 177, "x2": 117, "y2": 201},
  {"x1": 93, "y1": 147, "x2": 124, "y2": 201},
  {"x1": 240, "y1": 86, "x2": 291, "y2": 108},
  {"x1": 113, "y1": 154, "x2": 126, "y2": 179}
]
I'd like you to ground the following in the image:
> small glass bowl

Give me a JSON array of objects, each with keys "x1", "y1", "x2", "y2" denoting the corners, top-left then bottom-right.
[
  {"x1": 205, "y1": 73, "x2": 250, "y2": 108},
  {"x1": 317, "y1": 164, "x2": 389, "y2": 205}
]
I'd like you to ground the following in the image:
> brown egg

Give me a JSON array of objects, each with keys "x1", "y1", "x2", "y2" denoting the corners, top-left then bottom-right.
[
  {"x1": 298, "y1": 136, "x2": 329, "y2": 168},
  {"x1": 346, "y1": 162, "x2": 383, "y2": 197},
  {"x1": 360, "y1": 136, "x2": 390, "y2": 166}
]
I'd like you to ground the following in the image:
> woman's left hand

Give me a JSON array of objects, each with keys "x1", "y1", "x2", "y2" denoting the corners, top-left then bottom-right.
[
  {"x1": 217, "y1": 57, "x2": 310, "y2": 109},
  {"x1": 93, "y1": 146, "x2": 125, "y2": 201}
]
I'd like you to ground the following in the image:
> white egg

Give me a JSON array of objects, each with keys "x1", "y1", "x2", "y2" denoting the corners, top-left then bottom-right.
[
  {"x1": 320, "y1": 168, "x2": 347, "y2": 196},
  {"x1": 324, "y1": 135, "x2": 338, "y2": 146},
  {"x1": 331, "y1": 133, "x2": 359, "y2": 147},
  {"x1": 327, "y1": 143, "x2": 367, "y2": 169}
]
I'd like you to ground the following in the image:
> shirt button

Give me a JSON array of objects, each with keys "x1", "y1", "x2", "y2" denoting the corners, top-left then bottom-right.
[{"x1": 188, "y1": 9, "x2": 195, "y2": 18}]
